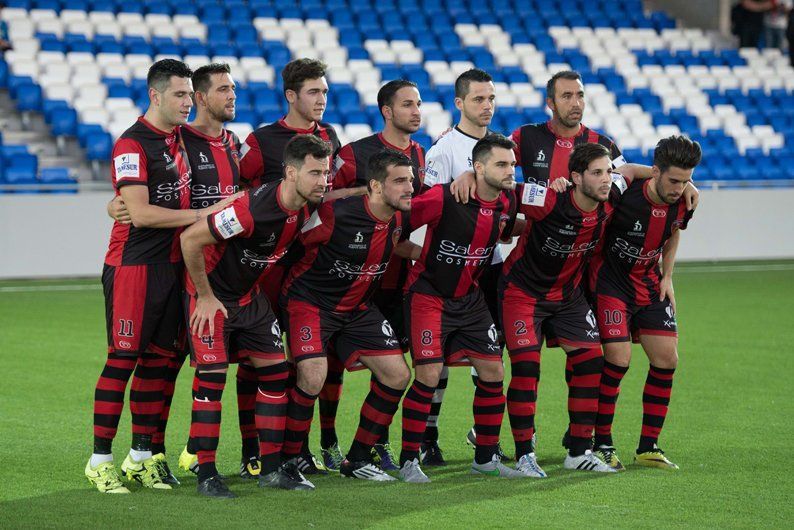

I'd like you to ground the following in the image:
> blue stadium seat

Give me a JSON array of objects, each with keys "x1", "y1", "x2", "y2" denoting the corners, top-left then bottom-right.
[
  {"x1": 85, "y1": 132, "x2": 114, "y2": 161},
  {"x1": 50, "y1": 108, "x2": 79, "y2": 137}
]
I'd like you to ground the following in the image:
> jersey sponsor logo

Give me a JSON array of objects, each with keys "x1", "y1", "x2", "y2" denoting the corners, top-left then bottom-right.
[
  {"x1": 196, "y1": 151, "x2": 216, "y2": 171},
  {"x1": 118, "y1": 340, "x2": 132, "y2": 349},
  {"x1": 114, "y1": 153, "x2": 140, "y2": 180},
  {"x1": 521, "y1": 183, "x2": 547, "y2": 206},
  {"x1": 609, "y1": 329, "x2": 622, "y2": 336},
  {"x1": 487, "y1": 324, "x2": 500, "y2": 351},
  {"x1": 329, "y1": 259, "x2": 388, "y2": 281},
  {"x1": 556, "y1": 139, "x2": 573, "y2": 149},
  {"x1": 436, "y1": 239, "x2": 494, "y2": 267},
  {"x1": 271, "y1": 320, "x2": 283, "y2": 349},
  {"x1": 664, "y1": 305, "x2": 676, "y2": 328},
  {"x1": 382, "y1": 320, "x2": 399, "y2": 347},
  {"x1": 156, "y1": 170, "x2": 191, "y2": 202},
  {"x1": 610, "y1": 172, "x2": 628, "y2": 194},
  {"x1": 541, "y1": 237, "x2": 599, "y2": 257},
  {"x1": 214, "y1": 206, "x2": 245, "y2": 239},
  {"x1": 191, "y1": 183, "x2": 239, "y2": 208},
  {"x1": 611, "y1": 237, "x2": 662, "y2": 262},
  {"x1": 424, "y1": 160, "x2": 439, "y2": 181},
  {"x1": 628, "y1": 220, "x2": 644, "y2": 237},
  {"x1": 585, "y1": 310, "x2": 599, "y2": 339},
  {"x1": 420, "y1": 349, "x2": 435, "y2": 357},
  {"x1": 533, "y1": 149, "x2": 549, "y2": 169},
  {"x1": 241, "y1": 247, "x2": 288, "y2": 269},
  {"x1": 286, "y1": 215, "x2": 298, "y2": 224},
  {"x1": 652, "y1": 208, "x2": 666, "y2": 218},
  {"x1": 536, "y1": 149, "x2": 546, "y2": 162}
]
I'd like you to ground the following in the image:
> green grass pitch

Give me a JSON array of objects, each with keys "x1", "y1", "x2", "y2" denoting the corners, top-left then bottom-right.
[{"x1": 1, "y1": 262, "x2": 792, "y2": 528}]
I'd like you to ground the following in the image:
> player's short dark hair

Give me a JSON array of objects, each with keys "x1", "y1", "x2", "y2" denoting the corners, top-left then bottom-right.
[
  {"x1": 147, "y1": 59, "x2": 193, "y2": 92},
  {"x1": 568, "y1": 142, "x2": 611, "y2": 176},
  {"x1": 281, "y1": 58, "x2": 327, "y2": 95},
  {"x1": 377, "y1": 79, "x2": 418, "y2": 119},
  {"x1": 367, "y1": 149, "x2": 413, "y2": 191},
  {"x1": 283, "y1": 134, "x2": 332, "y2": 169},
  {"x1": 472, "y1": 133, "x2": 516, "y2": 165},
  {"x1": 454, "y1": 68, "x2": 493, "y2": 99},
  {"x1": 192, "y1": 63, "x2": 231, "y2": 94},
  {"x1": 653, "y1": 135, "x2": 702, "y2": 173},
  {"x1": 546, "y1": 70, "x2": 582, "y2": 100}
]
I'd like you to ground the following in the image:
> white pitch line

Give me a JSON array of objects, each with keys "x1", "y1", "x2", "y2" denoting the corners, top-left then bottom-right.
[
  {"x1": 676, "y1": 264, "x2": 794, "y2": 273},
  {"x1": 0, "y1": 284, "x2": 102, "y2": 293}
]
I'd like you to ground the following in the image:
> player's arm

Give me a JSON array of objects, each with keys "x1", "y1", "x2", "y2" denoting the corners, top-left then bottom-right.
[
  {"x1": 239, "y1": 132, "x2": 264, "y2": 187},
  {"x1": 394, "y1": 240, "x2": 422, "y2": 260},
  {"x1": 324, "y1": 186, "x2": 366, "y2": 201},
  {"x1": 450, "y1": 170, "x2": 476, "y2": 203},
  {"x1": 180, "y1": 218, "x2": 228, "y2": 337},
  {"x1": 659, "y1": 229, "x2": 681, "y2": 313},
  {"x1": 107, "y1": 196, "x2": 131, "y2": 224}
]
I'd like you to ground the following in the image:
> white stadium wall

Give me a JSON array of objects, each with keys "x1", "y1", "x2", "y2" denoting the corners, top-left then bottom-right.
[{"x1": 0, "y1": 188, "x2": 792, "y2": 279}]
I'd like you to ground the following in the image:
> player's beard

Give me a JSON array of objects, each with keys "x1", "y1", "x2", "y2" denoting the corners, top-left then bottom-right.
[
  {"x1": 296, "y1": 182, "x2": 323, "y2": 205},
  {"x1": 393, "y1": 117, "x2": 421, "y2": 135},
  {"x1": 655, "y1": 179, "x2": 678, "y2": 204},
  {"x1": 483, "y1": 172, "x2": 514, "y2": 193},
  {"x1": 209, "y1": 103, "x2": 234, "y2": 124},
  {"x1": 384, "y1": 191, "x2": 411, "y2": 212},
  {"x1": 580, "y1": 180, "x2": 609, "y2": 203}
]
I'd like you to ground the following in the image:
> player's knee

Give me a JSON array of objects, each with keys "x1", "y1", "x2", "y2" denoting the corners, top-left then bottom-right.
[
  {"x1": 379, "y1": 363, "x2": 411, "y2": 390},
  {"x1": 415, "y1": 363, "x2": 444, "y2": 388},
  {"x1": 475, "y1": 360, "x2": 504, "y2": 382},
  {"x1": 651, "y1": 349, "x2": 678, "y2": 369},
  {"x1": 296, "y1": 363, "x2": 326, "y2": 395},
  {"x1": 195, "y1": 369, "x2": 227, "y2": 401},
  {"x1": 603, "y1": 344, "x2": 631, "y2": 367}
]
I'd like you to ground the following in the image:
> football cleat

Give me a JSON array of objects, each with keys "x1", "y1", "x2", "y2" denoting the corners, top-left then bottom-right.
[
  {"x1": 295, "y1": 451, "x2": 328, "y2": 475},
  {"x1": 398, "y1": 458, "x2": 431, "y2": 483},
  {"x1": 197, "y1": 475, "x2": 235, "y2": 498},
  {"x1": 471, "y1": 454, "x2": 524, "y2": 478},
  {"x1": 595, "y1": 445, "x2": 625, "y2": 471},
  {"x1": 635, "y1": 447, "x2": 679, "y2": 470},
  {"x1": 419, "y1": 441, "x2": 446, "y2": 467},
  {"x1": 466, "y1": 427, "x2": 511, "y2": 462},
  {"x1": 178, "y1": 446, "x2": 199, "y2": 475},
  {"x1": 259, "y1": 462, "x2": 315, "y2": 490},
  {"x1": 152, "y1": 453, "x2": 180, "y2": 485},
  {"x1": 85, "y1": 460, "x2": 130, "y2": 494},
  {"x1": 321, "y1": 443, "x2": 344, "y2": 471},
  {"x1": 372, "y1": 443, "x2": 399, "y2": 471},
  {"x1": 515, "y1": 452, "x2": 547, "y2": 478},
  {"x1": 121, "y1": 455, "x2": 173, "y2": 489},
  {"x1": 240, "y1": 456, "x2": 261, "y2": 479},
  {"x1": 340, "y1": 459, "x2": 396, "y2": 481},
  {"x1": 563, "y1": 450, "x2": 617, "y2": 473}
]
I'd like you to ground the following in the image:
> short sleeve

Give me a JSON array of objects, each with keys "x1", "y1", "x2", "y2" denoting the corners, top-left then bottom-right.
[
  {"x1": 299, "y1": 201, "x2": 334, "y2": 246},
  {"x1": 406, "y1": 184, "x2": 444, "y2": 230},
  {"x1": 330, "y1": 144, "x2": 357, "y2": 189},
  {"x1": 239, "y1": 132, "x2": 264, "y2": 187},
  {"x1": 510, "y1": 126, "x2": 522, "y2": 165},
  {"x1": 423, "y1": 144, "x2": 451, "y2": 187},
  {"x1": 112, "y1": 138, "x2": 148, "y2": 188},
  {"x1": 207, "y1": 193, "x2": 254, "y2": 241},
  {"x1": 516, "y1": 182, "x2": 556, "y2": 220}
]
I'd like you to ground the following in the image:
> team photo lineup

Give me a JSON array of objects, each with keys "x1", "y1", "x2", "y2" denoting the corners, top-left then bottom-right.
[{"x1": 86, "y1": 55, "x2": 704, "y2": 498}]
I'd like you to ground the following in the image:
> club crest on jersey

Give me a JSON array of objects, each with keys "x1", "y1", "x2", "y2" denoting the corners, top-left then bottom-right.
[
  {"x1": 536, "y1": 149, "x2": 546, "y2": 161},
  {"x1": 556, "y1": 139, "x2": 573, "y2": 149},
  {"x1": 521, "y1": 183, "x2": 547, "y2": 206},
  {"x1": 114, "y1": 153, "x2": 140, "y2": 180},
  {"x1": 480, "y1": 207, "x2": 493, "y2": 216}
]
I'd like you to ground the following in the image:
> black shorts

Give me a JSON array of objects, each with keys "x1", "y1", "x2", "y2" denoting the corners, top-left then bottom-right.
[
  {"x1": 500, "y1": 282, "x2": 601, "y2": 354},
  {"x1": 479, "y1": 261, "x2": 503, "y2": 328},
  {"x1": 103, "y1": 262, "x2": 184, "y2": 357},
  {"x1": 594, "y1": 293, "x2": 678, "y2": 343},
  {"x1": 186, "y1": 290, "x2": 285, "y2": 371},
  {"x1": 282, "y1": 298, "x2": 403, "y2": 370},
  {"x1": 371, "y1": 287, "x2": 408, "y2": 351},
  {"x1": 405, "y1": 290, "x2": 501, "y2": 366}
]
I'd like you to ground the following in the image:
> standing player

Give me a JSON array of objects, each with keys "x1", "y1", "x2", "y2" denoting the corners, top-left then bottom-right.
[
  {"x1": 396, "y1": 134, "x2": 524, "y2": 482},
  {"x1": 179, "y1": 134, "x2": 332, "y2": 497},
  {"x1": 419, "y1": 68, "x2": 502, "y2": 464},
  {"x1": 318, "y1": 79, "x2": 425, "y2": 471},
  {"x1": 589, "y1": 136, "x2": 701, "y2": 471},
  {"x1": 86, "y1": 59, "x2": 215, "y2": 493},
  {"x1": 239, "y1": 58, "x2": 341, "y2": 186},
  {"x1": 280, "y1": 150, "x2": 414, "y2": 482},
  {"x1": 239, "y1": 58, "x2": 342, "y2": 474},
  {"x1": 501, "y1": 143, "x2": 638, "y2": 475}
]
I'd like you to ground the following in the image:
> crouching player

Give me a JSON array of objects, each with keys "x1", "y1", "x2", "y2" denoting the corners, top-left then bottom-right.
[
  {"x1": 590, "y1": 135, "x2": 701, "y2": 471},
  {"x1": 396, "y1": 134, "x2": 525, "y2": 482}
]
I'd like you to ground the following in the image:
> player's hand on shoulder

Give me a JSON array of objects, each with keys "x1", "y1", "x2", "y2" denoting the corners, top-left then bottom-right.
[
  {"x1": 450, "y1": 170, "x2": 476, "y2": 204},
  {"x1": 548, "y1": 178, "x2": 571, "y2": 193},
  {"x1": 190, "y1": 294, "x2": 228, "y2": 337},
  {"x1": 683, "y1": 181, "x2": 699, "y2": 211},
  {"x1": 107, "y1": 196, "x2": 131, "y2": 224}
]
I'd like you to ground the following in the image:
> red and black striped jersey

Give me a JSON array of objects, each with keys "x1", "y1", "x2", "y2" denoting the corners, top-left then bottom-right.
[
  {"x1": 405, "y1": 184, "x2": 516, "y2": 298},
  {"x1": 283, "y1": 195, "x2": 404, "y2": 312},
  {"x1": 181, "y1": 125, "x2": 241, "y2": 209},
  {"x1": 105, "y1": 117, "x2": 191, "y2": 266},
  {"x1": 331, "y1": 132, "x2": 426, "y2": 292},
  {"x1": 510, "y1": 121, "x2": 622, "y2": 186},
  {"x1": 502, "y1": 176, "x2": 631, "y2": 302},
  {"x1": 239, "y1": 117, "x2": 341, "y2": 187},
  {"x1": 187, "y1": 181, "x2": 314, "y2": 306},
  {"x1": 331, "y1": 132, "x2": 426, "y2": 195},
  {"x1": 589, "y1": 179, "x2": 693, "y2": 305}
]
